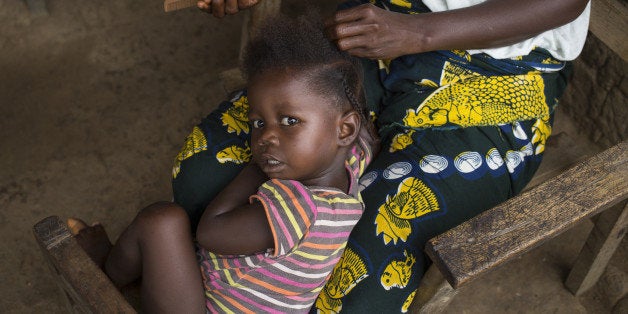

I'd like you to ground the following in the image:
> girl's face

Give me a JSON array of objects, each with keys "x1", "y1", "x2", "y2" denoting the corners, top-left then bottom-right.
[{"x1": 247, "y1": 70, "x2": 348, "y2": 187}]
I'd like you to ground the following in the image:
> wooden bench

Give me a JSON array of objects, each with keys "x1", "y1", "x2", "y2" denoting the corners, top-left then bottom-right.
[{"x1": 32, "y1": 0, "x2": 627, "y2": 312}]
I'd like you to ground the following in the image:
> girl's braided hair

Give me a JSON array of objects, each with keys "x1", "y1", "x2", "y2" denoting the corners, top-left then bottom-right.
[{"x1": 242, "y1": 10, "x2": 368, "y2": 122}]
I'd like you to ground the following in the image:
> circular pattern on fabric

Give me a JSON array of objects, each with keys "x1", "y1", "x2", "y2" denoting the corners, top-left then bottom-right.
[
  {"x1": 359, "y1": 171, "x2": 378, "y2": 192},
  {"x1": 485, "y1": 148, "x2": 504, "y2": 170},
  {"x1": 505, "y1": 150, "x2": 523, "y2": 173},
  {"x1": 383, "y1": 162, "x2": 413, "y2": 180},
  {"x1": 419, "y1": 155, "x2": 448, "y2": 174},
  {"x1": 454, "y1": 151, "x2": 483, "y2": 173}
]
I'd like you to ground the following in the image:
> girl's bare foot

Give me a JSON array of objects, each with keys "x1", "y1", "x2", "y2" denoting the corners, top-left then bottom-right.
[{"x1": 66, "y1": 218, "x2": 112, "y2": 269}]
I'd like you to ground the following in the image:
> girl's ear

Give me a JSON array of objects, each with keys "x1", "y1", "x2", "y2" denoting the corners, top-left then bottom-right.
[{"x1": 338, "y1": 110, "x2": 360, "y2": 147}]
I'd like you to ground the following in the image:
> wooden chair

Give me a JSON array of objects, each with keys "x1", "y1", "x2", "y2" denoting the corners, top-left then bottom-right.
[{"x1": 32, "y1": 0, "x2": 628, "y2": 312}]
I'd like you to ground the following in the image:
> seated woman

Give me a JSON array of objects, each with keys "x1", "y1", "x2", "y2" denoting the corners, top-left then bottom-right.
[{"x1": 179, "y1": 0, "x2": 591, "y2": 312}]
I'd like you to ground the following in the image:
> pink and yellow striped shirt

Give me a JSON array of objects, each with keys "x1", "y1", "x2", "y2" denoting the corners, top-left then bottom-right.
[{"x1": 198, "y1": 138, "x2": 372, "y2": 313}]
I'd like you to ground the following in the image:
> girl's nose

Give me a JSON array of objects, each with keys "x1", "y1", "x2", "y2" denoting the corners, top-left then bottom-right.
[{"x1": 257, "y1": 127, "x2": 278, "y2": 146}]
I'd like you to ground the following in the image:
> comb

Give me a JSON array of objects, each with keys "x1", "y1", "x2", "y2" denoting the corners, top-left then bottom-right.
[{"x1": 164, "y1": 0, "x2": 197, "y2": 12}]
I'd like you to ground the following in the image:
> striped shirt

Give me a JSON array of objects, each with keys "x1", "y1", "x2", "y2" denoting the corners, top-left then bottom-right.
[{"x1": 198, "y1": 138, "x2": 372, "y2": 313}]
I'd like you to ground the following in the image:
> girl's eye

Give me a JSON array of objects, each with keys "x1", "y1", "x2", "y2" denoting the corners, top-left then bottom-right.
[
  {"x1": 280, "y1": 117, "x2": 299, "y2": 126},
  {"x1": 251, "y1": 120, "x2": 264, "y2": 128}
]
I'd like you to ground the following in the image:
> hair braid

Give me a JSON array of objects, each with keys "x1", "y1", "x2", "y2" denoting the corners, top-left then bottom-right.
[{"x1": 342, "y1": 76, "x2": 366, "y2": 120}]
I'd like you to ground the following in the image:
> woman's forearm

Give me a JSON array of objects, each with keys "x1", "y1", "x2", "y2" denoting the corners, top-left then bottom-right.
[
  {"x1": 327, "y1": 0, "x2": 589, "y2": 59},
  {"x1": 413, "y1": 0, "x2": 590, "y2": 53}
]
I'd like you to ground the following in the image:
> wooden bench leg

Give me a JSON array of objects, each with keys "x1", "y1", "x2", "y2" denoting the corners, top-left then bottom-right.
[
  {"x1": 409, "y1": 264, "x2": 457, "y2": 313},
  {"x1": 565, "y1": 201, "x2": 628, "y2": 296},
  {"x1": 33, "y1": 216, "x2": 136, "y2": 313}
]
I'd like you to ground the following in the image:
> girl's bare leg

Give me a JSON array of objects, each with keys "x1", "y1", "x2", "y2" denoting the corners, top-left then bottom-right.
[{"x1": 105, "y1": 201, "x2": 205, "y2": 313}]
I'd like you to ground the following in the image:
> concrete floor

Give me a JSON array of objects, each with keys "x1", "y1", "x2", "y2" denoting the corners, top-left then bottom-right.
[{"x1": 1, "y1": 1, "x2": 625, "y2": 313}]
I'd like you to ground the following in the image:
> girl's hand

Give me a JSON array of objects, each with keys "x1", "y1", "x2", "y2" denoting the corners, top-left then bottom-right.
[
  {"x1": 325, "y1": 4, "x2": 423, "y2": 60},
  {"x1": 197, "y1": 0, "x2": 260, "y2": 18}
]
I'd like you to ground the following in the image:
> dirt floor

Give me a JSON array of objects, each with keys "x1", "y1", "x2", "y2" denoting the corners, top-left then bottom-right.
[{"x1": 1, "y1": 1, "x2": 625, "y2": 313}]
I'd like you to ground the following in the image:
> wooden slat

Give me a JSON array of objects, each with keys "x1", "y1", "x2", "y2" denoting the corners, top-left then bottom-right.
[
  {"x1": 410, "y1": 265, "x2": 457, "y2": 313},
  {"x1": 589, "y1": 0, "x2": 628, "y2": 61},
  {"x1": 33, "y1": 216, "x2": 136, "y2": 313},
  {"x1": 425, "y1": 140, "x2": 628, "y2": 288},
  {"x1": 564, "y1": 201, "x2": 628, "y2": 295}
]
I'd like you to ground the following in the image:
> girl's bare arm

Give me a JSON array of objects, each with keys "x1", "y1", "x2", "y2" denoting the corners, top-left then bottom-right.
[
  {"x1": 196, "y1": 163, "x2": 274, "y2": 255},
  {"x1": 326, "y1": 0, "x2": 590, "y2": 59}
]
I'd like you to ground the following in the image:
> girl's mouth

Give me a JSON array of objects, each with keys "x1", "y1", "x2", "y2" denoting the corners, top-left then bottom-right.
[{"x1": 258, "y1": 154, "x2": 285, "y2": 175}]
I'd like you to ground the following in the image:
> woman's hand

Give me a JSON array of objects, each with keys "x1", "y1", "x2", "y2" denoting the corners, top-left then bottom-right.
[
  {"x1": 325, "y1": 4, "x2": 422, "y2": 60},
  {"x1": 197, "y1": 0, "x2": 260, "y2": 18}
]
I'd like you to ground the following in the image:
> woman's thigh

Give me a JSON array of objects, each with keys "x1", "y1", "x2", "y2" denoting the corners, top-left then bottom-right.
[
  {"x1": 312, "y1": 117, "x2": 550, "y2": 313},
  {"x1": 172, "y1": 91, "x2": 251, "y2": 232}
]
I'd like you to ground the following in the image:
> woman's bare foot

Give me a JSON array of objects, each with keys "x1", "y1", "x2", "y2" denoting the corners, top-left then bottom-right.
[{"x1": 66, "y1": 218, "x2": 112, "y2": 269}]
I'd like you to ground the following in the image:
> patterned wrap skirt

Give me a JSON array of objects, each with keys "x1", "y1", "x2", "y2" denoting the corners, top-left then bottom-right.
[{"x1": 172, "y1": 1, "x2": 573, "y2": 312}]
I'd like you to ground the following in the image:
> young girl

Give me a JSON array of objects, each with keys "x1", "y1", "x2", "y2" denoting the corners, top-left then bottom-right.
[{"x1": 81, "y1": 12, "x2": 377, "y2": 313}]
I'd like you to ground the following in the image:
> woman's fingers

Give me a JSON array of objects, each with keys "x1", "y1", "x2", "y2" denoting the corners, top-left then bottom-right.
[
  {"x1": 326, "y1": 4, "x2": 414, "y2": 59},
  {"x1": 197, "y1": 0, "x2": 210, "y2": 11},
  {"x1": 324, "y1": 5, "x2": 366, "y2": 37},
  {"x1": 199, "y1": 0, "x2": 259, "y2": 17},
  {"x1": 326, "y1": 4, "x2": 381, "y2": 43},
  {"x1": 224, "y1": 0, "x2": 239, "y2": 14},
  {"x1": 336, "y1": 33, "x2": 369, "y2": 51},
  {"x1": 331, "y1": 21, "x2": 378, "y2": 42},
  {"x1": 328, "y1": 4, "x2": 374, "y2": 25},
  {"x1": 211, "y1": 0, "x2": 226, "y2": 17},
  {"x1": 237, "y1": 0, "x2": 259, "y2": 10},
  {"x1": 209, "y1": 0, "x2": 239, "y2": 17}
]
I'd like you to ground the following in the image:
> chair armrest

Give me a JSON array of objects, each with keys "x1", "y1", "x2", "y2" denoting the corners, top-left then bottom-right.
[{"x1": 426, "y1": 140, "x2": 628, "y2": 288}]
